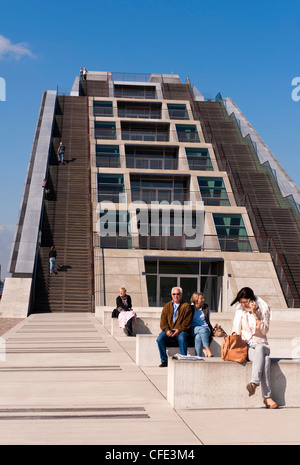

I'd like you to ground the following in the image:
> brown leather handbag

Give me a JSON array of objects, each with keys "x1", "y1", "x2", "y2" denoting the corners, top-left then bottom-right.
[{"x1": 221, "y1": 333, "x2": 248, "y2": 363}]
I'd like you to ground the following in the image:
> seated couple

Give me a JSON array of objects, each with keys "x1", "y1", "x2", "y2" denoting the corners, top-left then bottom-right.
[{"x1": 157, "y1": 287, "x2": 213, "y2": 367}]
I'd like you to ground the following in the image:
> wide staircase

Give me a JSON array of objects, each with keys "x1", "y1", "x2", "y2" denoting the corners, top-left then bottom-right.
[
  {"x1": 196, "y1": 100, "x2": 300, "y2": 308},
  {"x1": 32, "y1": 95, "x2": 93, "y2": 313}
]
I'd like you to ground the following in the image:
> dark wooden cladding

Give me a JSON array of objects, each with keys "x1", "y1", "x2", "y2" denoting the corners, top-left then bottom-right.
[
  {"x1": 196, "y1": 100, "x2": 300, "y2": 307},
  {"x1": 33, "y1": 95, "x2": 93, "y2": 313},
  {"x1": 80, "y1": 79, "x2": 109, "y2": 97}
]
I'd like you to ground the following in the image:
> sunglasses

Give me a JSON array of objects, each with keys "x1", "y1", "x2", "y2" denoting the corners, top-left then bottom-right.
[{"x1": 172, "y1": 293, "x2": 181, "y2": 296}]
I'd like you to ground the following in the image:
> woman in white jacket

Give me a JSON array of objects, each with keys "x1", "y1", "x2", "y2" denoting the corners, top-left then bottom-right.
[{"x1": 231, "y1": 287, "x2": 278, "y2": 409}]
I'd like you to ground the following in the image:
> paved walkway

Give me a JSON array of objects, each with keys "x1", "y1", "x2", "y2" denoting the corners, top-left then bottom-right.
[{"x1": 0, "y1": 312, "x2": 299, "y2": 445}]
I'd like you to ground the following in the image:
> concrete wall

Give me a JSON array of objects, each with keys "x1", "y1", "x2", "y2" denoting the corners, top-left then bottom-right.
[
  {"x1": 94, "y1": 249, "x2": 287, "y2": 311},
  {"x1": 0, "y1": 90, "x2": 57, "y2": 318}
]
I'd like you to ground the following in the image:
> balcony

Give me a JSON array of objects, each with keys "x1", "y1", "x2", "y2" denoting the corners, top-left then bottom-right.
[
  {"x1": 121, "y1": 122, "x2": 169, "y2": 142},
  {"x1": 95, "y1": 122, "x2": 116, "y2": 140},
  {"x1": 114, "y1": 84, "x2": 156, "y2": 99},
  {"x1": 176, "y1": 124, "x2": 200, "y2": 143},
  {"x1": 96, "y1": 145, "x2": 120, "y2": 168},
  {"x1": 198, "y1": 177, "x2": 231, "y2": 206},
  {"x1": 118, "y1": 101, "x2": 161, "y2": 119},
  {"x1": 186, "y1": 148, "x2": 213, "y2": 171},
  {"x1": 167, "y1": 103, "x2": 189, "y2": 120},
  {"x1": 125, "y1": 145, "x2": 178, "y2": 170},
  {"x1": 130, "y1": 174, "x2": 190, "y2": 203},
  {"x1": 93, "y1": 101, "x2": 113, "y2": 117}
]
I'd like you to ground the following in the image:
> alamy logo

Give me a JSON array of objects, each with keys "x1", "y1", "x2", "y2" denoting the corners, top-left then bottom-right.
[
  {"x1": 96, "y1": 198, "x2": 205, "y2": 248},
  {"x1": 0, "y1": 77, "x2": 6, "y2": 101},
  {"x1": 291, "y1": 77, "x2": 300, "y2": 102}
]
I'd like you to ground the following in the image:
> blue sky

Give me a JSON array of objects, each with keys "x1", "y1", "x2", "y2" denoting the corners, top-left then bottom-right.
[{"x1": 0, "y1": 0, "x2": 299, "y2": 279}]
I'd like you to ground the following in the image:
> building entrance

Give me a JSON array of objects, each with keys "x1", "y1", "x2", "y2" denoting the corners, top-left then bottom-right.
[{"x1": 145, "y1": 259, "x2": 223, "y2": 311}]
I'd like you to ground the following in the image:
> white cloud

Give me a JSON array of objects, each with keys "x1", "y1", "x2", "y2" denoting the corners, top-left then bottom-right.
[{"x1": 0, "y1": 34, "x2": 35, "y2": 60}]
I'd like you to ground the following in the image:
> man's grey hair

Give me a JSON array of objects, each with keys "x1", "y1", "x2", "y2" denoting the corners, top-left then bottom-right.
[{"x1": 171, "y1": 287, "x2": 183, "y2": 295}]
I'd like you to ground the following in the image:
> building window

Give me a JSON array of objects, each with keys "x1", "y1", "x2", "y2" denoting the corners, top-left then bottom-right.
[
  {"x1": 167, "y1": 103, "x2": 189, "y2": 120},
  {"x1": 121, "y1": 122, "x2": 169, "y2": 142},
  {"x1": 93, "y1": 101, "x2": 113, "y2": 117},
  {"x1": 130, "y1": 175, "x2": 189, "y2": 203},
  {"x1": 95, "y1": 122, "x2": 116, "y2": 140},
  {"x1": 198, "y1": 177, "x2": 230, "y2": 206},
  {"x1": 114, "y1": 84, "x2": 156, "y2": 99},
  {"x1": 144, "y1": 259, "x2": 223, "y2": 309},
  {"x1": 213, "y1": 213, "x2": 252, "y2": 252},
  {"x1": 125, "y1": 145, "x2": 178, "y2": 170},
  {"x1": 96, "y1": 210, "x2": 132, "y2": 249},
  {"x1": 185, "y1": 148, "x2": 213, "y2": 171},
  {"x1": 96, "y1": 145, "x2": 120, "y2": 168},
  {"x1": 118, "y1": 101, "x2": 161, "y2": 119},
  {"x1": 176, "y1": 124, "x2": 200, "y2": 142},
  {"x1": 137, "y1": 209, "x2": 201, "y2": 251},
  {"x1": 97, "y1": 173, "x2": 125, "y2": 203}
]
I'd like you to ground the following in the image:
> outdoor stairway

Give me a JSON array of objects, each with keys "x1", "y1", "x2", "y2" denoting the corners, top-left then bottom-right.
[
  {"x1": 196, "y1": 101, "x2": 300, "y2": 307},
  {"x1": 33, "y1": 95, "x2": 93, "y2": 313}
]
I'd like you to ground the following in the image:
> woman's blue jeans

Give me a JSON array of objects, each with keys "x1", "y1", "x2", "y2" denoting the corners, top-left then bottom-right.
[
  {"x1": 189, "y1": 326, "x2": 210, "y2": 356},
  {"x1": 49, "y1": 257, "x2": 56, "y2": 273},
  {"x1": 156, "y1": 330, "x2": 188, "y2": 363}
]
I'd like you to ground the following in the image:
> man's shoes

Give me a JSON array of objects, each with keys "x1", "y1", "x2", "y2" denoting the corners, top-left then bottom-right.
[{"x1": 159, "y1": 361, "x2": 168, "y2": 367}]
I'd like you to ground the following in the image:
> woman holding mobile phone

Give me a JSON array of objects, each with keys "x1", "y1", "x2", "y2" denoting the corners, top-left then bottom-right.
[{"x1": 231, "y1": 287, "x2": 278, "y2": 409}]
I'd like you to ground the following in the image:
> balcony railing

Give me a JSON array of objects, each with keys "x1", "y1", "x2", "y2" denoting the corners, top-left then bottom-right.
[
  {"x1": 176, "y1": 131, "x2": 200, "y2": 143},
  {"x1": 126, "y1": 155, "x2": 177, "y2": 170},
  {"x1": 94, "y1": 129, "x2": 117, "y2": 140},
  {"x1": 121, "y1": 130, "x2": 169, "y2": 142},
  {"x1": 96, "y1": 153, "x2": 121, "y2": 168},
  {"x1": 118, "y1": 109, "x2": 161, "y2": 119},
  {"x1": 131, "y1": 187, "x2": 189, "y2": 203},
  {"x1": 93, "y1": 233, "x2": 262, "y2": 252}
]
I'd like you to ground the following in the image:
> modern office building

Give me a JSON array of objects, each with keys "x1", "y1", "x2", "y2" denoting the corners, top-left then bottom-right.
[{"x1": 1, "y1": 71, "x2": 300, "y2": 318}]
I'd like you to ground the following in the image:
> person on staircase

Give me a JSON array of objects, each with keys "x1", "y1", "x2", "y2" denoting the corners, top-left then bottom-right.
[
  {"x1": 57, "y1": 141, "x2": 65, "y2": 164},
  {"x1": 49, "y1": 245, "x2": 57, "y2": 275}
]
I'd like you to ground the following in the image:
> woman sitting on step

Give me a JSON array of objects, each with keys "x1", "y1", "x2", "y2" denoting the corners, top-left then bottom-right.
[
  {"x1": 116, "y1": 287, "x2": 136, "y2": 336},
  {"x1": 231, "y1": 287, "x2": 278, "y2": 409}
]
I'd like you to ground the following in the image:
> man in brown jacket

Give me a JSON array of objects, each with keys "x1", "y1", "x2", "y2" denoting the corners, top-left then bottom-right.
[{"x1": 156, "y1": 287, "x2": 193, "y2": 367}]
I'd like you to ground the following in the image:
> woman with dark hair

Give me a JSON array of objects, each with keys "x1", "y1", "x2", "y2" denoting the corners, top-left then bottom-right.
[{"x1": 231, "y1": 287, "x2": 278, "y2": 409}]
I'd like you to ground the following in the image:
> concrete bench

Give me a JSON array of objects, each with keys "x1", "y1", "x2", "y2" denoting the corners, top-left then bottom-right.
[
  {"x1": 96, "y1": 306, "x2": 234, "y2": 335},
  {"x1": 136, "y1": 334, "x2": 224, "y2": 366},
  {"x1": 111, "y1": 316, "x2": 161, "y2": 337},
  {"x1": 136, "y1": 334, "x2": 299, "y2": 366},
  {"x1": 167, "y1": 357, "x2": 300, "y2": 409}
]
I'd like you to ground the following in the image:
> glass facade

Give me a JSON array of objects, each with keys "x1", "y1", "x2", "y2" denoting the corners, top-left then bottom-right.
[
  {"x1": 176, "y1": 124, "x2": 200, "y2": 142},
  {"x1": 213, "y1": 213, "x2": 252, "y2": 252},
  {"x1": 145, "y1": 259, "x2": 222, "y2": 309},
  {"x1": 198, "y1": 177, "x2": 230, "y2": 206},
  {"x1": 93, "y1": 101, "x2": 113, "y2": 117},
  {"x1": 96, "y1": 145, "x2": 120, "y2": 168},
  {"x1": 125, "y1": 145, "x2": 178, "y2": 170},
  {"x1": 186, "y1": 148, "x2": 213, "y2": 171},
  {"x1": 167, "y1": 103, "x2": 189, "y2": 120},
  {"x1": 97, "y1": 173, "x2": 125, "y2": 203},
  {"x1": 95, "y1": 122, "x2": 116, "y2": 139}
]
